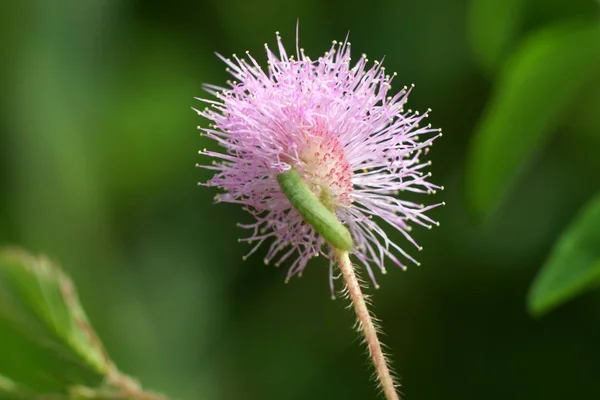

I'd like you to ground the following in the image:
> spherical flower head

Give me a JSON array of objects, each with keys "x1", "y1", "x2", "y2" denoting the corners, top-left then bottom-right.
[{"x1": 196, "y1": 31, "x2": 443, "y2": 290}]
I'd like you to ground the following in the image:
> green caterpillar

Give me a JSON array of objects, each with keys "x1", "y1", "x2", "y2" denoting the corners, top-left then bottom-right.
[{"x1": 277, "y1": 169, "x2": 353, "y2": 251}]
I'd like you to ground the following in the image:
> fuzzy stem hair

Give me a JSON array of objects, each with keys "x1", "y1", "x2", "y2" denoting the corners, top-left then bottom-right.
[{"x1": 335, "y1": 249, "x2": 400, "y2": 400}]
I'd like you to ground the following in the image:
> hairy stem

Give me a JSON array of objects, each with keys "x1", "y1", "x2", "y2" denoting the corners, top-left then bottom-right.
[{"x1": 335, "y1": 250, "x2": 399, "y2": 400}]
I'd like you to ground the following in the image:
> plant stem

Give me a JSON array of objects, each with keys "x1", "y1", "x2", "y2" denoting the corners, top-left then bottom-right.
[{"x1": 335, "y1": 250, "x2": 400, "y2": 400}]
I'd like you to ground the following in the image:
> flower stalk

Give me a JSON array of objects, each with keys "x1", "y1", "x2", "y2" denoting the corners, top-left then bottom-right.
[
  {"x1": 197, "y1": 29, "x2": 442, "y2": 398},
  {"x1": 277, "y1": 168, "x2": 399, "y2": 399},
  {"x1": 335, "y1": 249, "x2": 399, "y2": 400}
]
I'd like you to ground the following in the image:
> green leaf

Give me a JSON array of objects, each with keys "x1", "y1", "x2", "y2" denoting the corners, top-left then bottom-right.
[
  {"x1": 0, "y1": 248, "x2": 111, "y2": 393},
  {"x1": 465, "y1": 20, "x2": 600, "y2": 218},
  {"x1": 467, "y1": 0, "x2": 523, "y2": 74},
  {"x1": 0, "y1": 375, "x2": 30, "y2": 400},
  {"x1": 528, "y1": 194, "x2": 600, "y2": 316},
  {"x1": 0, "y1": 248, "x2": 171, "y2": 400}
]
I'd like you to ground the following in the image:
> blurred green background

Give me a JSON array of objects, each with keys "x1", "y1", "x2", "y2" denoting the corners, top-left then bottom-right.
[{"x1": 1, "y1": 0, "x2": 600, "y2": 399}]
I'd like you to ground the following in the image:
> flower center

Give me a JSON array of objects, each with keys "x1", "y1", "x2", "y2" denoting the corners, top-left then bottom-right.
[{"x1": 297, "y1": 129, "x2": 353, "y2": 208}]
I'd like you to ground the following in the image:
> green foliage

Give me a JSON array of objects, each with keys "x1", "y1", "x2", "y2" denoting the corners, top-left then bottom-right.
[
  {"x1": 528, "y1": 194, "x2": 600, "y2": 316},
  {"x1": 0, "y1": 248, "x2": 109, "y2": 394},
  {"x1": 467, "y1": 0, "x2": 523, "y2": 74},
  {"x1": 0, "y1": 375, "x2": 33, "y2": 400},
  {"x1": 0, "y1": 249, "x2": 167, "y2": 400},
  {"x1": 466, "y1": 20, "x2": 600, "y2": 218},
  {"x1": 2, "y1": 0, "x2": 600, "y2": 399}
]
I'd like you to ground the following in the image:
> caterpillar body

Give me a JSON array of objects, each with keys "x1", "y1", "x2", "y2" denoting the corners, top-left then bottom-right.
[{"x1": 277, "y1": 169, "x2": 353, "y2": 251}]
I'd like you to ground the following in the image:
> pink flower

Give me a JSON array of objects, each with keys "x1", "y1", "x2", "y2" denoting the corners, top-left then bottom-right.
[{"x1": 195, "y1": 31, "x2": 443, "y2": 292}]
